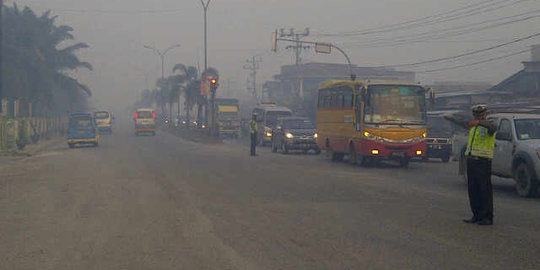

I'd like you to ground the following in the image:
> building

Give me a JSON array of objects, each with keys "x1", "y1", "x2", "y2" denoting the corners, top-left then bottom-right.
[{"x1": 490, "y1": 45, "x2": 540, "y2": 98}]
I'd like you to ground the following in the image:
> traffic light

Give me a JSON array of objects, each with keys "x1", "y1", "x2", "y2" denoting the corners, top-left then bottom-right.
[
  {"x1": 209, "y1": 77, "x2": 218, "y2": 86},
  {"x1": 208, "y1": 77, "x2": 218, "y2": 93}
]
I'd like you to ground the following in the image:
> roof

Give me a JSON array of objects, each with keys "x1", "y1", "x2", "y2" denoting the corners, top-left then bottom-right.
[
  {"x1": 489, "y1": 113, "x2": 540, "y2": 119},
  {"x1": 69, "y1": 113, "x2": 93, "y2": 118},
  {"x1": 278, "y1": 116, "x2": 309, "y2": 121},
  {"x1": 263, "y1": 106, "x2": 293, "y2": 113},
  {"x1": 319, "y1": 79, "x2": 422, "y2": 90},
  {"x1": 136, "y1": 108, "x2": 154, "y2": 112}
]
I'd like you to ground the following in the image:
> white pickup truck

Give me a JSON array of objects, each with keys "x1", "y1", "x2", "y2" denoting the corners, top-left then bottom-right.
[{"x1": 459, "y1": 113, "x2": 540, "y2": 197}]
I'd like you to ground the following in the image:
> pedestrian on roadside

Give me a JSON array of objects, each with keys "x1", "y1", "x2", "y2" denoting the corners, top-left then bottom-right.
[
  {"x1": 250, "y1": 113, "x2": 258, "y2": 156},
  {"x1": 444, "y1": 104, "x2": 497, "y2": 225}
]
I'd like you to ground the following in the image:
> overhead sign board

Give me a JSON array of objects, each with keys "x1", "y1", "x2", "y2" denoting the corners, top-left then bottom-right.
[{"x1": 315, "y1": 43, "x2": 332, "y2": 54}]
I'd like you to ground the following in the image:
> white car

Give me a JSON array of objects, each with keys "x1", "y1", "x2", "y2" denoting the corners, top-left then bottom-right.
[
  {"x1": 94, "y1": 111, "x2": 113, "y2": 134},
  {"x1": 460, "y1": 113, "x2": 540, "y2": 197}
]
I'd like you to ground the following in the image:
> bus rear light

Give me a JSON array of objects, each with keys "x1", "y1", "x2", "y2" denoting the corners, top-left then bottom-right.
[{"x1": 371, "y1": 149, "x2": 379, "y2": 155}]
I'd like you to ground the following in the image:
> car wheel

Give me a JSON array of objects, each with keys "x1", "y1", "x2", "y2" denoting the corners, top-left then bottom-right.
[
  {"x1": 135, "y1": 132, "x2": 139, "y2": 136},
  {"x1": 441, "y1": 155, "x2": 450, "y2": 163},
  {"x1": 93, "y1": 142, "x2": 99, "y2": 147},
  {"x1": 314, "y1": 148, "x2": 321, "y2": 155},
  {"x1": 68, "y1": 143, "x2": 75, "y2": 148},
  {"x1": 152, "y1": 131, "x2": 156, "y2": 136},
  {"x1": 326, "y1": 144, "x2": 338, "y2": 161},
  {"x1": 514, "y1": 163, "x2": 539, "y2": 198}
]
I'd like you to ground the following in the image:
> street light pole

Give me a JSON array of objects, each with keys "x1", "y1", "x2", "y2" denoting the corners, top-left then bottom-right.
[
  {"x1": 143, "y1": 44, "x2": 181, "y2": 79},
  {"x1": 0, "y1": 0, "x2": 4, "y2": 106},
  {"x1": 200, "y1": 0, "x2": 212, "y2": 135}
]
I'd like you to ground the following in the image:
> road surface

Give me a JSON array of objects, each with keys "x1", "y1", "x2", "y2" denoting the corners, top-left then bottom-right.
[{"x1": 1, "y1": 119, "x2": 539, "y2": 270}]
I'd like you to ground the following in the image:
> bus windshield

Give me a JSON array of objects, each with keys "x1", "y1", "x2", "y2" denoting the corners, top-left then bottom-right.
[{"x1": 364, "y1": 85, "x2": 426, "y2": 125}]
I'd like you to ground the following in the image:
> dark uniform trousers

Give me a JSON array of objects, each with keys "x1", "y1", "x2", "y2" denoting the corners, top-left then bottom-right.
[
  {"x1": 250, "y1": 133, "x2": 257, "y2": 156},
  {"x1": 466, "y1": 157, "x2": 494, "y2": 221}
]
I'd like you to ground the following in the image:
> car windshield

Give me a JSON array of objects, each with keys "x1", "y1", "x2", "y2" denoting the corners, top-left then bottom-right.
[
  {"x1": 70, "y1": 118, "x2": 93, "y2": 128},
  {"x1": 137, "y1": 111, "x2": 153, "y2": 119},
  {"x1": 514, "y1": 119, "x2": 540, "y2": 140},
  {"x1": 364, "y1": 85, "x2": 426, "y2": 125},
  {"x1": 283, "y1": 119, "x2": 314, "y2": 129},
  {"x1": 266, "y1": 111, "x2": 292, "y2": 126},
  {"x1": 94, "y1": 112, "x2": 109, "y2": 119}
]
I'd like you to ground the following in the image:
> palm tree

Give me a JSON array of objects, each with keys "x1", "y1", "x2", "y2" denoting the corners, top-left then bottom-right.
[
  {"x1": 171, "y1": 64, "x2": 199, "y2": 121},
  {"x1": 2, "y1": 4, "x2": 92, "y2": 114}
]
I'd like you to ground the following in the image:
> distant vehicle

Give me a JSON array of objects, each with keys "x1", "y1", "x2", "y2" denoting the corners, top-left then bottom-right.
[
  {"x1": 214, "y1": 98, "x2": 240, "y2": 138},
  {"x1": 459, "y1": 113, "x2": 540, "y2": 197},
  {"x1": 271, "y1": 117, "x2": 320, "y2": 154},
  {"x1": 316, "y1": 80, "x2": 428, "y2": 167},
  {"x1": 67, "y1": 113, "x2": 99, "y2": 148},
  {"x1": 134, "y1": 108, "x2": 156, "y2": 136},
  {"x1": 252, "y1": 104, "x2": 293, "y2": 146},
  {"x1": 94, "y1": 110, "x2": 113, "y2": 134},
  {"x1": 426, "y1": 112, "x2": 455, "y2": 162}
]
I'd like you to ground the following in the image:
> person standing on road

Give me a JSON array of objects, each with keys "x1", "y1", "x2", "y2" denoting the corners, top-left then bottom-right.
[
  {"x1": 250, "y1": 113, "x2": 258, "y2": 156},
  {"x1": 444, "y1": 105, "x2": 497, "y2": 225}
]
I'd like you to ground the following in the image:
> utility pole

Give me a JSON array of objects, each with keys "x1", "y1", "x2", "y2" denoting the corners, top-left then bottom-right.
[
  {"x1": 279, "y1": 28, "x2": 310, "y2": 99},
  {"x1": 0, "y1": 0, "x2": 4, "y2": 111},
  {"x1": 200, "y1": 0, "x2": 211, "y2": 128},
  {"x1": 244, "y1": 56, "x2": 262, "y2": 100}
]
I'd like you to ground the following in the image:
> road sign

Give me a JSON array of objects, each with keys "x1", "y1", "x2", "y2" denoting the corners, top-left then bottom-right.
[{"x1": 315, "y1": 43, "x2": 332, "y2": 54}]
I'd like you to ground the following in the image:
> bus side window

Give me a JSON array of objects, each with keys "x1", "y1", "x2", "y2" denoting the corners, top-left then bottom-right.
[
  {"x1": 343, "y1": 87, "x2": 353, "y2": 108},
  {"x1": 355, "y1": 94, "x2": 362, "y2": 131}
]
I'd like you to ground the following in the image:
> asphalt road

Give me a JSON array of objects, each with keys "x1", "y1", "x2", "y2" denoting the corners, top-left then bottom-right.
[{"x1": 1, "y1": 118, "x2": 539, "y2": 270}]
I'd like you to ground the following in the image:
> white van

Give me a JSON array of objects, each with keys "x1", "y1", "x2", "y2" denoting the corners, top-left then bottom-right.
[
  {"x1": 252, "y1": 104, "x2": 293, "y2": 146},
  {"x1": 94, "y1": 111, "x2": 113, "y2": 134},
  {"x1": 134, "y1": 108, "x2": 156, "y2": 136}
]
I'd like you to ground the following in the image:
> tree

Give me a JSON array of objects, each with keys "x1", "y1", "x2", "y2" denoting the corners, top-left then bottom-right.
[{"x1": 1, "y1": 4, "x2": 92, "y2": 115}]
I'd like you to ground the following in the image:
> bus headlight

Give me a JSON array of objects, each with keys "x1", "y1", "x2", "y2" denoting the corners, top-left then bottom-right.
[
  {"x1": 285, "y1": 132, "x2": 294, "y2": 139},
  {"x1": 363, "y1": 131, "x2": 384, "y2": 142},
  {"x1": 313, "y1": 133, "x2": 318, "y2": 139},
  {"x1": 266, "y1": 132, "x2": 273, "y2": 137}
]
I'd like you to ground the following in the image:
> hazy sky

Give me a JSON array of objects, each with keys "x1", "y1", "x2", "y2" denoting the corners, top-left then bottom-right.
[{"x1": 10, "y1": 0, "x2": 540, "y2": 108}]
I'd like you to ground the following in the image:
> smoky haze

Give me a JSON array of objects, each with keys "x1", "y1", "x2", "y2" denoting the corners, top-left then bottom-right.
[{"x1": 14, "y1": 0, "x2": 540, "y2": 110}]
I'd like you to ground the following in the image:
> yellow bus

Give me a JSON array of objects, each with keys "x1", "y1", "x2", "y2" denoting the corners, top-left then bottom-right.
[{"x1": 316, "y1": 80, "x2": 427, "y2": 167}]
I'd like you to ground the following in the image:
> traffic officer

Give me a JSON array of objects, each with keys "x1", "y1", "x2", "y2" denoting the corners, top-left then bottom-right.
[
  {"x1": 250, "y1": 113, "x2": 258, "y2": 156},
  {"x1": 444, "y1": 104, "x2": 497, "y2": 225}
]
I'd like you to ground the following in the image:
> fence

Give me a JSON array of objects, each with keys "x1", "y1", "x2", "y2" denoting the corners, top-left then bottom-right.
[{"x1": 0, "y1": 117, "x2": 67, "y2": 151}]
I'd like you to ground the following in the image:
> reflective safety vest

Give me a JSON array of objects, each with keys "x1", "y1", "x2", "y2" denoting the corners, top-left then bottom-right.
[
  {"x1": 466, "y1": 126, "x2": 496, "y2": 159},
  {"x1": 250, "y1": 120, "x2": 258, "y2": 134}
]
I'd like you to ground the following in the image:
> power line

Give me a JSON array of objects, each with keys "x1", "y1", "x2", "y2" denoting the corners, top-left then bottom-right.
[
  {"x1": 317, "y1": 0, "x2": 529, "y2": 37},
  {"x1": 377, "y1": 31, "x2": 540, "y2": 68},
  {"x1": 343, "y1": 11, "x2": 540, "y2": 48},
  {"x1": 418, "y1": 48, "x2": 530, "y2": 73}
]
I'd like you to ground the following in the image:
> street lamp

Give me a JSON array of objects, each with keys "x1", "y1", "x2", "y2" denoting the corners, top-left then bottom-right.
[
  {"x1": 143, "y1": 44, "x2": 181, "y2": 79},
  {"x1": 200, "y1": 0, "x2": 212, "y2": 135}
]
